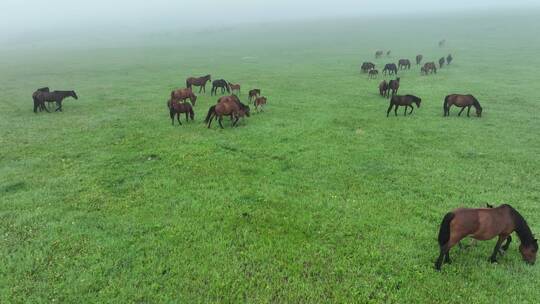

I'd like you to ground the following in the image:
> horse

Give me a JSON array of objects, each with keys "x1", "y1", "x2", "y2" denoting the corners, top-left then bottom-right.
[
  {"x1": 386, "y1": 50, "x2": 391, "y2": 57},
  {"x1": 435, "y1": 204, "x2": 538, "y2": 271},
  {"x1": 387, "y1": 95, "x2": 421, "y2": 117},
  {"x1": 388, "y1": 77, "x2": 400, "y2": 96},
  {"x1": 171, "y1": 88, "x2": 197, "y2": 106},
  {"x1": 186, "y1": 75, "x2": 211, "y2": 93},
  {"x1": 446, "y1": 54, "x2": 453, "y2": 65},
  {"x1": 361, "y1": 62, "x2": 375, "y2": 73},
  {"x1": 211, "y1": 79, "x2": 230, "y2": 96},
  {"x1": 228, "y1": 82, "x2": 241, "y2": 95},
  {"x1": 420, "y1": 66, "x2": 427, "y2": 75},
  {"x1": 383, "y1": 63, "x2": 398, "y2": 76},
  {"x1": 254, "y1": 96, "x2": 267, "y2": 112},
  {"x1": 375, "y1": 50, "x2": 383, "y2": 59},
  {"x1": 368, "y1": 69, "x2": 379, "y2": 79},
  {"x1": 249, "y1": 89, "x2": 261, "y2": 102},
  {"x1": 205, "y1": 95, "x2": 250, "y2": 128},
  {"x1": 439, "y1": 39, "x2": 446, "y2": 47},
  {"x1": 439, "y1": 57, "x2": 445, "y2": 68},
  {"x1": 416, "y1": 54, "x2": 423, "y2": 65},
  {"x1": 398, "y1": 59, "x2": 411, "y2": 70},
  {"x1": 33, "y1": 90, "x2": 78, "y2": 112},
  {"x1": 443, "y1": 94, "x2": 482, "y2": 117},
  {"x1": 423, "y1": 62, "x2": 437, "y2": 74},
  {"x1": 167, "y1": 99, "x2": 194, "y2": 125},
  {"x1": 32, "y1": 87, "x2": 50, "y2": 112},
  {"x1": 379, "y1": 80, "x2": 389, "y2": 97}
]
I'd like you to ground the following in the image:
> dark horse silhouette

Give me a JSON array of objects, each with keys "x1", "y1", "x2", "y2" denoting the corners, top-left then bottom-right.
[
  {"x1": 32, "y1": 87, "x2": 50, "y2": 112},
  {"x1": 167, "y1": 99, "x2": 194, "y2": 125},
  {"x1": 383, "y1": 63, "x2": 398, "y2": 75},
  {"x1": 379, "y1": 80, "x2": 389, "y2": 97},
  {"x1": 443, "y1": 94, "x2": 482, "y2": 117},
  {"x1": 249, "y1": 89, "x2": 261, "y2": 102},
  {"x1": 211, "y1": 79, "x2": 230, "y2": 96},
  {"x1": 368, "y1": 69, "x2": 379, "y2": 79},
  {"x1": 361, "y1": 62, "x2": 375, "y2": 73},
  {"x1": 416, "y1": 54, "x2": 423, "y2": 65},
  {"x1": 446, "y1": 54, "x2": 453, "y2": 65},
  {"x1": 205, "y1": 95, "x2": 250, "y2": 128},
  {"x1": 439, "y1": 57, "x2": 445, "y2": 68},
  {"x1": 398, "y1": 59, "x2": 411, "y2": 70},
  {"x1": 375, "y1": 50, "x2": 383, "y2": 59},
  {"x1": 423, "y1": 62, "x2": 437, "y2": 74},
  {"x1": 435, "y1": 204, "x2": 538, "y2": 270},
  {"x1": 33, "y1": 90, "x2": 78, "y2": 112},
  {"x1": 186, "y1": 75, "x2": 211, "y2": 93},
  {"x1": 387, "y1": 95, "x2": 421, "y2": 117},
  {"x1": 388, "y1": 77, "x2": 400, "y2": 96}
]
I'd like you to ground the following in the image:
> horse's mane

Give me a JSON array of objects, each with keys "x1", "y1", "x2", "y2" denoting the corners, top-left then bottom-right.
[{"x1": 504, "y1": 204, "x2": 536, "y2": 246}]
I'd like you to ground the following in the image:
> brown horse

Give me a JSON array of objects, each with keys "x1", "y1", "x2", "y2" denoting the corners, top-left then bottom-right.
[
  {"x1": 375, "y1": 50, "x2": 383, "y2": 59},
  {"x1": 167, "y1": 99, "x2": 194, "y2": 125},
  {"x1": 379, "y1": 80, "x2": 389, "y2": 97},
  {"x1": 435, "y1": 204, "x2": 538, "y2": 270},
  {"x1": 361, "y1": 62, "x2": 375, "y2": 73},
  {"x1": 443, "y1": 94, "x2": 482, "y2": 117},
  {"x1": 205, "y1": 95, "x2": 250, "y2": 128},
  {"x1": 423, "y1": 62, "x2": 437, "y2": 74},
  {"x1": 186, "y1": 75, "x2": 211, "y2": 93},
  {"x1": 171, "y1": 88, "x2": 197, "y2": 106},
  {"x1": 249, "y1": 89, "x2": 261, "y2": 102},
  {"x1": 387, "y1": 95, "x2": 421, "y2": 117},
  {"x1": 254, "y1": 96, "x2": 267, "y2": 112},
  {"x1": 398, "y1": 59, "x2": 411, "y2": 70},
  {"x1": 388, "y1": 77, "x2": 400, "y2": 96},
  {"x1": 416, "y1": 54, "x2": 423, "y2": 65},
  {"x1": 228, "y1": 82, "x2": 241, "y2": 95},
  {"x1": 368, "y1": 69, "x2": 379, "y2": 79}
]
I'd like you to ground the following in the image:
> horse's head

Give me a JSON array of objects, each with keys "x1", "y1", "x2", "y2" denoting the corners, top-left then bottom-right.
[
  {"x1": 71, "y1": 91, "x2": 78, "y2": 100},
  {"x1": 240, "y1": 103, "x2": 250, "y2": 117},
  {"x1": 520, "y1": 239, "x2": 538, "y2": 265},
  {"x1": 476, "y1": 106, "x2": 483, "y2": 117}
]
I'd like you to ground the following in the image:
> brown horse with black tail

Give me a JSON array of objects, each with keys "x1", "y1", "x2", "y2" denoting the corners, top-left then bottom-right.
[
  {"x1": 435, "y1": 204, "x2": 538, "y2": 270},
  {"x1": 379, "y1": 80, "x2": 389, "y2": 97},
  {"x1": 228, "y1": 82, "x2": 241, "y2": 95},
  {"x1": 205, "y1": 95, "x2": 250, "y2": 128},
  {"x1": 171, "y1": 88, "x2": 197, "y2": 106},
  {"x1": 167, "y1": 99, "x2": 194, "y2": 125},
  {"x1": 33, "y1": 90, "x2": 78, "y2": 112},
  {"x1": 186, "y1": 75, "x2": 211, "y2": 93},
  {"x1": 387, "y1": 95, "x2": 421, "y2": 117},
  {"x1": 443, "y1": 94, "x2": 482, "y2": 117},
  {"x1": 249, "y1": 89, "x2": 261, "y2": 102},
  {"x1": 388, "y1": 77, "x2": 400, "y2": 96}
]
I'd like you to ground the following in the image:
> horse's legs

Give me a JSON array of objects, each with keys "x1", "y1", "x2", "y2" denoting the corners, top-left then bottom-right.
[
  {"x1": 409, "y1": 105, "x2": 414, "y2": 115},
  {"x1": 218, "y1": 116, "x2": 224, "y2": 129},
  {"x1": 435, "y1": 246, "x2": 449, "y2": 270},
  {"x1": 500, "y1": 235, "x2": 512, "y2": 254},
  {"x1": 467, "y1": 106, "x2": 471, "y2": 117},
  {"x1": 55, "y1": 101, "x2": 62, "y2": 112},
  {"x1": 404, "y1": 106, "x2": 407, "y2": 116},
  {"x1": 394, "y1": 105, "x2": 398, "y2": 116},
  {"x1": 489, "y1": 236, "x2": 506, "y2": 263},
  {"x1": 386, "y1": 104, "x2": 393, "y2": 117},
  {"x1": 170, "y1": 110, "x2": 175, "y2": 125},
  {"x1": 458, "y1": 106, "x2": 466, "y2": 116},
  {"x1": 177, "y1": 113, "x2": 182, "y2": 125}
]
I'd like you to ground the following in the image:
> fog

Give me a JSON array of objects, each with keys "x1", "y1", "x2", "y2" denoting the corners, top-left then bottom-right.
[{"x1": 1, "y1": 0, "x2": 538, "y2": 38}]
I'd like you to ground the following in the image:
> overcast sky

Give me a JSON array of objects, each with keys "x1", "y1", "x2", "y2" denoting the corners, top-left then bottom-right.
[{"x1": 1, "y1": 0, "x2": 538, "y2": 35}]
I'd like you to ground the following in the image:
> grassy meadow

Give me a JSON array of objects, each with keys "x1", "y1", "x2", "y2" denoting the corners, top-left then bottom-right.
[{"x1": 1, "y1": 10, "x2": 540, "y2": 303}]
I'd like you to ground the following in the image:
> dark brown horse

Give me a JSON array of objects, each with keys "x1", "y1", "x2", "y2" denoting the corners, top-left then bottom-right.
[
  {"x1": 439, "y1": 39, "x2": 446, "y2": 47},
  {"x1": 186, "y1": 75, "x2": 211, "y2": 93},
  {"x1": 379, "y1": 80, "x2": 389, "y2": 97},
  {"x1": 375, "y1": 50, "x2": 383, "y2": 59},
  {"x1": 167, "y1": 99, "x2": 194, "y2": 125},
  {"x1": 443, "y1": 94, "x2": 482, "y2": 117},
  {"x1": 446, "y1": 54, "x2": 453, "y2": 65},
  {"x1": 388, "y1": 77, "x2": 400, "y2": 96},
  {"x1": 33, "y1": 90, "x2": 78, "y2": 112},
  {"x1": 249, "y1": 89, "x2": 261, "y2": 102},
  {"x1": 416, "y1": 54, "x2": 423, "y2": 65},
  {"x1": 383, "y1": 63, "x2": 398, "y2": 75},
  {"x1": 398, "y1": 59, "x2": 411, "y2": 70},
  {"x1": 439, "y1": 57, "x2": 445, "y2": 68},
  {"x1": 32, "y1": 87, "x2": 50, "y2": 112},
  {"x1": 211, "y1": 79, "x2": 230, "y2": 96},
  {"x1": 387, "y1": 95, "x2": 421, "y2": 117},
  {"x1": 420, "y1": 66, "x2": 427, "y2": 75},
  {"x1": 254, "y1": 96, "x2": 267, "y2": 112},
  {"x1": 171, "y1": 88, "x2": 197, "y2": 106},
  {"x1": 361, "y1": 62, "x2": 375, "y2": 73},
  {"x1": 228, "y1": 82, "x2": 241, "y2": 95},
  {"x1": 368, "y1": 69, "x2": 379, "y2": 79},
  {"x1": 435, "y1": 204, "x2": 538, "y2": 270},
  {"x1": 205, "y1": 95, "x2": 250, "y2": 128},
  {"x1": 423, "y1": 62, "x2": 437, "y2": 74}
]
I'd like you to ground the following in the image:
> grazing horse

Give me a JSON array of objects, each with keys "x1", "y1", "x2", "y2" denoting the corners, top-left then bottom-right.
[
  {"x1": 387, "y1": 95, "x2": 421, "y2": 117},
  {"x1": 33, "y1": 90, "x2": 78, "y2": 112},
  {"x1": 167, "y1": 99, "x2": 194, "y2": 125},
  {"x1": 375, "y1": 50, "x2": 383, "y2": 59},
  {"x1": 368, "y1": 69, "x2": 379, "y2": 79},
  {"x1": 383, "y1": 63, "x2": 398, "y2": 75},
  {"x1": 254, "y1": 96, "x2": 267, "y2": 112},
  {"x1": 379, "y1": 80, "x2": 389, "y2": 97},
  {"x1": 361, "y1": 62, "x2": 375, "y2": 73},
  {"x1": 211, "y1": 79, "x2": 230, "y2": 96},
  {"x1": 443, "y1": 94, "x2": 482, "y2": 117},
  {"x1": 439, "y1": 57, "x2": 445, "y2": 68},
  {"x1": 205, "y1": 95, "x2": 250, "y2": 128},
  {"x1": 446, "y1": 54, "x2": 453, "y2": 65},
  {"x1": 388, "y1": 77, "x2": 400, "y2": 96},
  {"x1": 171, "y1": 88, "x2": 197, "y2": 106},
  {"x1": 249, "y1": 89, "x2": 261, "y2": 102},
  {"x1": 416, "y1": 54, "x2": 423, "y2": 65},
  {"x1": 32, "y1": 87, "x2": 50, "y2": 112},
  {"x1": 228, "y1": 82, "x2": 241, "y2": 95},
  {"x1": 423, "y1": 62, "x2": 437, "y2": 74},
  {"x1": 398, "y1": 59, "x2": 411, "y2": 70},
  {"x1": 435, "y1": 204, "x2": 538, "y2": 270},
  {"x1": 420, "y1": 66, "x2": 428, "y2": 75},
  {"x1": 186, "y1": 75, "x2": 211, "y2": 93},
  {"x1": 439, "y1": 39, "x2": 446, "y2": 47},
  {"x1": 386, "y1": 50, "x2": 391, "y2": 57}
]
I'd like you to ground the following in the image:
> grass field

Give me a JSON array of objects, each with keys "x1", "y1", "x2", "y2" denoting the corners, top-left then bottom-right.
[{"x1": 1, "y1": 9, "x2": 540, "y2": 303}]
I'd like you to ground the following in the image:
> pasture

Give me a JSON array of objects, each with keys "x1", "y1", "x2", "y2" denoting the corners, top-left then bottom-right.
[{"x1": 1, "y1": 10, "x2": 540, "y2": 303}]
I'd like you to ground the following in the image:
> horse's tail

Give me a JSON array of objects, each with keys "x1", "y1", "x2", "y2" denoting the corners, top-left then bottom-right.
[
  {"x1": 443, "y1": 95, "x2": 450, "y2": 114},
  {"x1": 438, "y1": 212, "x2": 455, "y2": 247},
  {"x1": 204, "y1": 105, "x2": 216, "y2": 123}
]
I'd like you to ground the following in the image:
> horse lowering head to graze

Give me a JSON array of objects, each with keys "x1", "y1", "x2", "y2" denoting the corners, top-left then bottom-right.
[
  {"x1": 435, "y1": 204, "x2": 538, "y2": 270},
  {"x1": 443, "y1": 94, "x2": 482, "y2": 117},
  {"x1": 420, "y1": 66, "x2": 427, "y2": 75},
  {"x1": 33, "y1": 90, "x2": 78, "y2": 113},
  {"x1": 388, "y1": 77, "x2": 400, "y2": 96},
  {"x1": 186, "y1": 75, "x2": 211, "y2": 93},
  {"x1": 375, "y1": 50, "x2": 384, "y2": 58},
  {"x1": 439, "y1": 57, "x2": 445, "y2": 68},
  {"x1": 167, "y1": 99, "x2": 194, "y2": 125},
  {"x1": 423, "y1": 62, "x2": 437, "y2": 74},
  {"x1": 254, "y1": 96, "x2": 267, "y2": 112},
  {"x1": 446, "y1": 54, "x2": 453, "y2": 65},
  {"x1": 387, "y1": 95, "x2": 421, "y2": 117},
  {"x1": 171, "y1": 88, "x2": 197, "y2": 106},
  {"x1": 228, "y1": 82, "x2": 241, "y2": 94},
  {"x1": 416, "y1": 54, "x2": 423, "y2": 65},
  {"x1": 368, "y1": 69, "x2": 379, "y2": 79},
  {"x1": 211, "y1": 79, "x2": 230, "y2": 96},
  {"x1": 205, "y1": 95, "x2": 250, "y2": 128},
  {"x1": 398, "y1": 59, "x2": 411, "y2": 70},
  {"x1": 379, "y1": 80, "x2": 389, "y2": 97},
  {"x1": 249, "y1": 89, "x2": 261, "y2": 102},
  {"x1": 361, "y1": 62, "x2": 375, "y2": 73},
  {"x1": 383, "y1": 63, "x2": 398, "y2": 76}
]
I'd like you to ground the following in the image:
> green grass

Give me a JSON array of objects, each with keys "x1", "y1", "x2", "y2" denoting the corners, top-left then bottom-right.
[{"x1": 1, "y1": 10, "x2": 540, "y2": 303}]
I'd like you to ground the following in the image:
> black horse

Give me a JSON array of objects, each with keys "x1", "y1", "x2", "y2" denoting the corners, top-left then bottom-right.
[
  {"x1": 387, "y1": 95, "x2": 421, "y2": 117},
  {"x1": 361, "y1": 62, "x2": 375, "y2": 73},
  {"x1": 388, "y1": 77, "x2": 400, "y2": 96},
  {"x1": 446, "y1": 54, "x2": 453, "y2": 65},
  {"x1": 439, "y1": 57, "x2": 445, "y2": 68},
  {"x1": 33, "y1": 90, "x2": 78, "y2": 112},
  {"x1": 211, "y1": 79, "x2": 230, "y2": 96},
  {"x1": 383, "y1": 63, "x2": 398, "y2": 75},
  {"x1": 32, "y1": 87, "x2": 50, "y2": 112}
]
